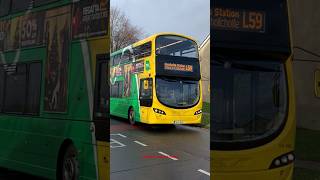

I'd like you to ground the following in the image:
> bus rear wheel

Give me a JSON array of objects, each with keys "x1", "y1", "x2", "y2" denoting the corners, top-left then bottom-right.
[
  {"x1": 128, "y1": 108, "x2": 135, "y2": 125},
  {"x1": 58, "y1": 143, "x2": 79, "y2": 180}
]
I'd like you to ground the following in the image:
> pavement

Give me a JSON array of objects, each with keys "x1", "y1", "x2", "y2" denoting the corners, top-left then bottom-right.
[
  {"x1": 110, "y1": 117, "x2": 210, "y2": 180},
  {"x1": 295, "y1": 160, "x2": 320, "y2": 171}
]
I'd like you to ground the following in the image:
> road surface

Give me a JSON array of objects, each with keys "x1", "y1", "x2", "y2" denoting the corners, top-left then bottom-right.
[
  {"x1": 0, "y1": 168, "x2": 44, "y2": 180},
  {"x1": 110, "y1": 117, "x2": 210, "y2": 180}
]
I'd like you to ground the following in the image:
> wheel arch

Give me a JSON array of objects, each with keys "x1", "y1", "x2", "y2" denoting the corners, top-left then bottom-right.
[{"x1": 56, "y1": 138, "x2": 74, "y2": 178}]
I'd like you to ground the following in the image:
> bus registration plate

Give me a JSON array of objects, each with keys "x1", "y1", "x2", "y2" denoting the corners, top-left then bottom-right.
[{"x1": 173, "y1": 120, "x2": 184, "y2": 124}]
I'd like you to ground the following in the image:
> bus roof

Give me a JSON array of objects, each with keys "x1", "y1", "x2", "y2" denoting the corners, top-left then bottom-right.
[{"x1": 111, "y1": 32, "x2": 198, "y2": 56}]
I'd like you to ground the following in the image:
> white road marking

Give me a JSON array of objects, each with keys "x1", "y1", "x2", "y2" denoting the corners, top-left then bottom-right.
[
  {"x1": 134, "y1": 140, "x2": 148, "y2": 147},
  {"x1": 158, "y1": 151, "x2": 178, "y2": 161},
  {"x1": 110, "y1": 133, "x2": 127, "y2": 138},
  {"x1": 110, "y1": 139, "x2": 126, "y2": 148},
  {"x1": 197, "y1": 169, "x2": 210, "y2": 176}
]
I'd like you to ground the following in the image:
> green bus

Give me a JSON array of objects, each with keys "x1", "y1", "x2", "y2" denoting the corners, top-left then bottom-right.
[{"x1": 0, "y1": 0, "x2": 109, "y2": 179}]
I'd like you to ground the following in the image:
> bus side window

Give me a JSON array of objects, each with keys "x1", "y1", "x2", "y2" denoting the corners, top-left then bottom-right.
[
  {"x1": 0, "y1": 66, "x2": 4, "y2": 112},
  {"x1": 121, "y1": 50, "x2": 133, "y2": 64},
  {"x1": 315, "y1": 69, "x2": 320, "y2": 98},
  {"x1": 0, "y1": 0, "x2": 11, "y2": 17},
  {"x1": 133, "y1": 42, "x2": 152, "y2": 60},
  {"x1": 139, "y1": 78, "x2": 153, "y2": 107}
]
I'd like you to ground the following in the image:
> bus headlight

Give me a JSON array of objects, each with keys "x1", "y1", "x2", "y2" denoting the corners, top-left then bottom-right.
[
  {"x1": 194, "y1": 110, "x2": 202, "y2": 115},
  {"x1": 153, "y1": 108, "x2": 166, "y2": 115},
  {"x1": 269, "y1": 152, "x2": 295, "y2": 169}
]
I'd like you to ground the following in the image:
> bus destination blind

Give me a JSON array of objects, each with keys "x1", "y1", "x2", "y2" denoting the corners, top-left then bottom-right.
[{"x1": 213, "y1": 7, "x2": 266, "y2": 33}]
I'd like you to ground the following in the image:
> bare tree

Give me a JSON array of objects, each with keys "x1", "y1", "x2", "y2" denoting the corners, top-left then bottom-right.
[{"x1": 110, "y1": 7, "x2": 144, "y2": 52}]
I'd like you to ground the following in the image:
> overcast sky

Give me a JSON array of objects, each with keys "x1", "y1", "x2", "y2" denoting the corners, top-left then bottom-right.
[{"x1": 111, "y1": 0, "x2": 210, "y2": 44}]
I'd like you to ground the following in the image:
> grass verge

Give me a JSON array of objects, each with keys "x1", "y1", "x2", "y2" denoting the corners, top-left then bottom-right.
[
  {"x1": 295, "y1": 128, "x2": 320, "y2": 162},
  {"x1": 294, "y1": 168, "x2": 320, "y2": 180}
]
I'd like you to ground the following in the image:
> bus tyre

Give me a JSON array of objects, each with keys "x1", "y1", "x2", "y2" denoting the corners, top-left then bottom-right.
[
  {"x1": 58, "y1": 143, "x2": 79, "y2": 180},
  {"x1": 128, "y1": 108, "x2": 135, "y2": 125}
]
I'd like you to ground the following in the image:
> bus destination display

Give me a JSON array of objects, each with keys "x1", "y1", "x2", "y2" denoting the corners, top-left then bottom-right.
[
  {"x1": 213, "y1": 7, "x2": 266, "y2": 33},
  {"x1": 164, "y1": 63, "x2": 194, "y2": 72},
  {"x1": 156, "y1": 55, "x2": 200, "y2": 80}
]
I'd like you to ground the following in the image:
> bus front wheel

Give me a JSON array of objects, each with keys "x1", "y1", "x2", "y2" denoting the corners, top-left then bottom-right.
[
  {"x1": 128, "y1": 108, "x2": 135, "y2": 125},
  {"x1": 58, "y1": 143, "x2": 79, "y2": 180}
]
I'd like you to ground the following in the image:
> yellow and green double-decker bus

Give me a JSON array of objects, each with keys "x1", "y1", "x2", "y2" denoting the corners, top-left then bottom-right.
[
  {"x1": 0, "y1": 0, "x2": 109, "y2": 179},
  {"x1": 110, "y1": 33, "x2": 203, "y2": 125},
  {"x1": 211, "y1": 0, "x2": 295, "y2": 179}
]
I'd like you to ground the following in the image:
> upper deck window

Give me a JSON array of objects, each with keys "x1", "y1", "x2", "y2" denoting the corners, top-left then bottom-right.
[
  {"x1": 156, "y1": 35, "x2": 198, "y2": 59},
  {"x1": 11, "y1": 0, "x2": 32, "y2": 13},
  {"x1": 0, "y1": 0, "x2": 11, "y2": 17},
  {"x1": 34, "y1": 0, "x2": 59, "y2": 6}
]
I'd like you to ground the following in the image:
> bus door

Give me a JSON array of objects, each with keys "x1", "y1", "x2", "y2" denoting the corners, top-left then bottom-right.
[
  {"x1": 139, "y1": 78, "x2": 153, "y2": 121},
  {"x1": 93, "y1": 54, "x2": 109, "y2": 180}
]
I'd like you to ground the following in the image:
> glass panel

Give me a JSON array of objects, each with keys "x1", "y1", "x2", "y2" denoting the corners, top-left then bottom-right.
[
  {"x1": 315, "y1": 69, "x2": 320, "y2": 97},
  {"x1": 212, "y1": 58, "x2": 288, "y2": 142},
  {"x1": 34, "y1": 0, "x2": 58, "y2": 6},
  {"x1": 25, "y1": 63, "x2": 41, "y2": 115},
  {"x1": 121, "y1": 50, "x2": 133, "y2": 64},
  {"x1": 140, "y1": 78, "x2": 153, "y2": 100},
  {"x1": 4, "y1": 64, "x2": 27, "y2": 113},
  {"x1": 0, "y1": 0, "x2": 11, "y2": 17},
  {"x1": 0, "y1": 66, "x2": 4, "y2": 111},
  {"x1": 111, "y1": 81, "x2": 123, "y2": 98},
  {"x1": 156, "y1": 35, "x2": 198, "y2": 58},
  {"x1": 156, "y1": 77, "x2": 199, "y2": 108},
  {"x1": 140, "y1": 78, "x2": 153, "y2": 107},
  {"x1": 11, "y1": 0, "x2": 32, "y2": 13},
  {"x1": 133, "y1": 42, "x2": 151, "y2": 60},
  {"x1": 97, "y1": 62, "x2": 108, "y2": 113}
]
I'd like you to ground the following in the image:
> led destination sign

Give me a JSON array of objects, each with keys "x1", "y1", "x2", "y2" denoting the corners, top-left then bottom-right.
[
  {"x1": 213, "y1": 7, "x2": 266, "y2": 33},
  {"x1": 156, "y1": 55, "x2": 200, "y2": 80},
  {"x1": 164, "y1": 63, "x2": 194, "y2": 72}
]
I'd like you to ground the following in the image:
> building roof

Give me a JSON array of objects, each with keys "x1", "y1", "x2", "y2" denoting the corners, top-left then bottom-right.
[{"x1": 199, "y1": 34, "x2": 210, "y2": 49}]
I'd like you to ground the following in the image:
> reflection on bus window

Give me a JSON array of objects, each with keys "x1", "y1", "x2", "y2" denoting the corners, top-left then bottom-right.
[
  {"x1": 212, "y1": 58, "x2": 288, "y2": 142},
  {"x1": 140, "y1": 78, "x2": 153, "y2": 107},
  {"x1": 156, "y1": 35, "x2": 198, "y2": 58},
  {"x1": 156, "y1": 77, "x2": 200, "y2": 108}
]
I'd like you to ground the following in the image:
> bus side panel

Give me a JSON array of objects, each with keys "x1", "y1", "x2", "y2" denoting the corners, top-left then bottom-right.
[
  {"x1": 110, "y1": 72, "x2": 141, "y2": 122},
  {"x1": 131, "y1": 74, "x2": 141, "y2": 122},
  {"x1": 69, "y1": 42, "x2": 97, "y2": 179},
  {"x1": 110, "y1": 98, "x2": 124, "y2": 118}
]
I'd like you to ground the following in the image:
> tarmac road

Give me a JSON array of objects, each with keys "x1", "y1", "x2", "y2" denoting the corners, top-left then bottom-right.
[
  {"x1": 0, "y1": 168, "x2": 44, "y2": 180},
  {"x1": 110, "y1": 117, "x2": 210, "y2": 180}
]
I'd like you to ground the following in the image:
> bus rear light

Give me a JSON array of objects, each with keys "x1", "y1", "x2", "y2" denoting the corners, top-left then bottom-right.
[
  {"x1": 269, "y1": 152, "x2": 295, "y2": 169},
  {"x1": 194, "y1": 110, "x2": 202, "y2": 115},
  {"x1": 153, "y1": 108, "x2": 166, "y2": 115}
]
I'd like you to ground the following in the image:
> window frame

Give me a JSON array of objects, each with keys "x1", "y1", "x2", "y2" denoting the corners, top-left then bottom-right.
[
  {"x1": 315, "y1": 69, "x2": 320, "y2": 98},
  {"x1": 139, "y1": 78, "x2": 153, "y2": 107},
  {"x1": 0, "y1": 65, "x2": 5, "y2": 112},
  {"x1": 11, "y1": 0, "x2": 32, "y2": 14},
  {"x1": 0, "y1": 61, "x2": 42, "y2": 116},
  {"x1": 210, "y1": 56, "x2": 290, "y2": 151},
  {"x1": 133, "y1": 42, "x2": 152, "y2": 60},
  {"x1": 111, "y1": 81, "x2": 123, "y2": 98},
  {"x1": 0, "y1": 0, "x2": 11, "y2": 17},
  {"x1": 34, "y1": 0, "x2": 59, "y2": 7}
]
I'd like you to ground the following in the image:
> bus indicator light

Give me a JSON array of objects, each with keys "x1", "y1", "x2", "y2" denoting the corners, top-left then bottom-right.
[
  {"x1": 269, "y1": 152, "x2": 295, "y2": 169},
  {"x1": 194, "y1": 110, "x2": 202, "y2": 115},
  {"x1": 153, "y1": 108, "x2": 166, "y2": 115}
]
